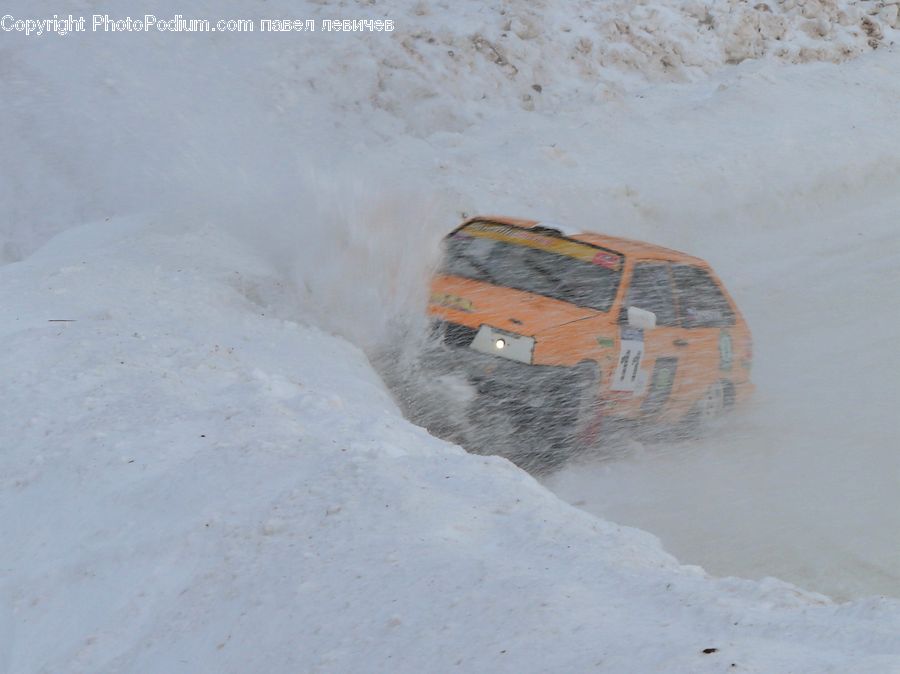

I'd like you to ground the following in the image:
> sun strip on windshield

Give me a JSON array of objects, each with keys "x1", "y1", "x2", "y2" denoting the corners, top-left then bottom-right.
[{"x1": 460, "y1": 221, "x2": 623, "y2": 271}]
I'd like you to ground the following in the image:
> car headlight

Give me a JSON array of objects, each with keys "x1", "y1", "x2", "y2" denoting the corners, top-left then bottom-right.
[{"x1": 470, "y1": 325, "x2": 534, "y2": 364}]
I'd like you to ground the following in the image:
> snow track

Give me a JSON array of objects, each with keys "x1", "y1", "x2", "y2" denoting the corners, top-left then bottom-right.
[{"x1": 548, "y1": 111, "x2": 900, "y2": 600}]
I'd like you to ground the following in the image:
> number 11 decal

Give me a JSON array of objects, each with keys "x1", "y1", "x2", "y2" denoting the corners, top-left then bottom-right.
[{"x1": 611, "y1": 328, "x2": 645, "y2": 392}]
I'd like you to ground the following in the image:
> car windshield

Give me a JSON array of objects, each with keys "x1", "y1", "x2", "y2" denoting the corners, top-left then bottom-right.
[{"x1": 440, "y1": 223, "x2": 622, "y2": 312}]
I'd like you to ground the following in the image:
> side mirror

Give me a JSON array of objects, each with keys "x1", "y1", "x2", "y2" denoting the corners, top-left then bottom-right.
[{"x1": 627, "y1": 306, "x2": 657, "y2": 331}]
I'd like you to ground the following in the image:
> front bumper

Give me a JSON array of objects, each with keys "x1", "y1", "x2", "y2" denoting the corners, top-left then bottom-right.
[{"x1": 424, "y1": 322, "x2": 571, "y2": 412}]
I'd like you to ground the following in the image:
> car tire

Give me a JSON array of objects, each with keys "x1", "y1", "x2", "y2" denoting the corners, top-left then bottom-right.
[
  {"x1": 517, "y1": 360, "x2": 602, "y2": 474},
  {"x1": 567, "y1": 360, "x2": 604, "y2": 449}
]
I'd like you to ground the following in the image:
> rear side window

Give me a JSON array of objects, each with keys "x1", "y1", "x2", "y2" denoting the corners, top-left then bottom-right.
[
  {"x1": 672, "y1": 265, "x2": 735, "y2": 328},
  {"x1": 625, "y1": 262, "x2": 677, "y2": 326}
]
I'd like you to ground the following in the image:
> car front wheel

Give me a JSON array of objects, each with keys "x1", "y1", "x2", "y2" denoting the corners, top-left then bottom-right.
[{"x1": 517, "y1": 360, "x2": 602, "y2": 473}]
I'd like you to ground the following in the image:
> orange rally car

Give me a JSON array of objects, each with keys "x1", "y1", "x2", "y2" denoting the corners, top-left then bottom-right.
[{"x1": 426, "y1": 215, "x2": 753, "y2": 468}]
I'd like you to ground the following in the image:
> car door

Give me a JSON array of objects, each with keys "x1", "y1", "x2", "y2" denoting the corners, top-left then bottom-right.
[
  {"x1": 670, "y1": 263, "x2": 738, "y2": 410},
  {"x1": 613, "y1": 261, "x2": 684, "y2": 419}
]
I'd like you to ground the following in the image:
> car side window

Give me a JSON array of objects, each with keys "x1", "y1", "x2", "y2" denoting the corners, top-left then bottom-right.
[
  {"x1": 625, "y1": 262, "x2": 677, "y2": 326},
  {"x1": 672, "y1": 264, "x2": 735, "y2": 328}
]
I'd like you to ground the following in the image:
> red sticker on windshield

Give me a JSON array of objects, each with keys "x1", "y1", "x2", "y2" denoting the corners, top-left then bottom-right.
[{"x1": 592, "y1": 251, "x2": 621, "y2": 270}]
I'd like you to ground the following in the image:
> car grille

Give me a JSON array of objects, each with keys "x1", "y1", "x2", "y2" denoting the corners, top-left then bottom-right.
[{"x1": 433, "y1": 320, "x2": 477, "y2": 348}]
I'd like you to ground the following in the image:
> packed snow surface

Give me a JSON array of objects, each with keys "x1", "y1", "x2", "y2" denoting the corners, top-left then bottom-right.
[
  {"x1": 3, "y1": 0, "x2": 900, "y2": 671},
  {"x1": 5, "y1": 215, "x2": 900, "y2": 674}
]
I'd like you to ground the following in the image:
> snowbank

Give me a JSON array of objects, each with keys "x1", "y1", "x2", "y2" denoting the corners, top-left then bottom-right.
[
  {"x1": 3, "y1": 221, "x2": 900, "y2": 673},
  {"x1": 3, "y1": 0, "x2": 899, "y2": 260}
]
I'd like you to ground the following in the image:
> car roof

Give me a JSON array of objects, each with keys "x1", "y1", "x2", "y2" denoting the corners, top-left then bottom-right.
[{"x1": 465, "y1": 215, "x2": 708, "y2": 266}]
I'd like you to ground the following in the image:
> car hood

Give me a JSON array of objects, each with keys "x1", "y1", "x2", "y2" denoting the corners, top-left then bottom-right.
[{"x1": 429, "y1": 275, "x2": 601, "y2": 337}]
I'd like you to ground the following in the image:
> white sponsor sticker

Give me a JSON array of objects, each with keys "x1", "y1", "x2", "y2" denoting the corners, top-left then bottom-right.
[{"x1": 719, "y1": 330, "x2": 733, "y2": 371}]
